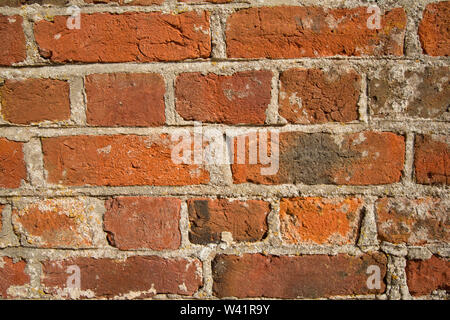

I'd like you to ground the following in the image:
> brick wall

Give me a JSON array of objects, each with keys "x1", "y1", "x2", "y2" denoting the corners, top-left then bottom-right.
[{"x1": 0, "y1": 0, "x2": 448, "y2": 300}]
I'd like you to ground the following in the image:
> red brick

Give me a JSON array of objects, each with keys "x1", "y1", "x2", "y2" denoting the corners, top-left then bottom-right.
[
  {"x1": 104, "y1": 197, "x2": 181, "y2": 250},
  {"x1": 34, "y1": 12, "x2": 211, "y2": 63},
  {"x1": 213, "y1": 253, "x2": 387, "y2": 298},
  {"x1": 231, "y1": 131, "x2": 405, "y2": 185},
  {"x1": 187, "y1": 198, "x2": 269, "y2": 244},
  {"x1": 406, "y1": 256, "x2": 449, "y2": 296},
  {"x1": 0, "y1": 138, "x2": 26, "y2": 188},
  {"x1": 0, "y1": 15, "x2": 26, "y2": 65},
  {"x1": 175, "y1": 71, "x2": 272, "y2": 124},
  {"x1": 418, "y1": 2, "x2": 450, "y2": 56},
  {"x1": 369, "y1": 66, "x2": 450, "y2": 119},
  {"x1": 0, "y1": 78, "x2": 70, "y2": 125},
  {"x1": 226, "y1": 7, "x2": 406, "y2": 59},
  {"x1": 85, "y1": 0, "x2": 164, "y2": 4},
  {"x1": 415, "y1": 134, "x2": 449, "y2": 185},
  {"x1": 86, "y1": 73, "x2": 165, "y2": 127},
  {"x1": 279, "y1": 68, "x2": 361, "y2": 124},
  {"x1": 0, "y1": 257, "x2": 30, "y2": 298},
  {"x1": 42, "y1": 134, "x2": 210, "y2": 186},
  {"x1": 280, "y1": 197, "x2": 363, "y2": 245},
  {"x1": 376, "y1": 197, "x2": 449, "y2": 245},
  {"x1": 12, "y1": 199, "x2": 102, "y2": 248},
  {"x1": 42, "y1": 256, "x2": 202, "y2": 298}
]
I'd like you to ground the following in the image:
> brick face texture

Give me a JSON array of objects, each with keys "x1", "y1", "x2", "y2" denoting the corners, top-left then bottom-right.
[
  {"x1": 104, "y1": 197, "x2": 181, "y2": 250},
  {"x1": 41, "y1": 256, "x2": 202, "y2": 298},
  {"x1": 33, "y1": 12, "x2": 211, "y2": 63},
  {"x1": 0, "y1": 15, "x2": 26, "y2": 65},
  {"x1": 0, "y1": 78, "x2": 70, "y2": 125},
  {"x1": 213, "y1": 253, "x2": 387, "y2": 298},
  {"x1": 418, "y1": 2, "x2": 450, "y2": 56},
  {"x1": 231, "y1": 131, "x2": 405, "y2": 185},
  {"x1": 279, "y1": 68, "x2": 361, "y2": 124},
  {"x1": 0, "y1": 1, "x2": 448, "y2": 301},
  {"x1": 85, "y1": 73, "x2": 166, "y2": 127},
  {"x1": 176, "y1": 71, "x2": 272, "y2": 124},
  {"x1": 226, "y1": 7, "x2": 406, "y2": 58},
  {"x1": 42, "y1": 134, "x2": 210, "y2": 186},
  {"x1": 0, "y1": 138, "x2": 26, "y2": 188}
]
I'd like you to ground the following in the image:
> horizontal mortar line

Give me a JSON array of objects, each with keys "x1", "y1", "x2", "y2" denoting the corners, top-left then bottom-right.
[
  {"x1": 0, "y1": 184, "x2": 448, "y2": 198},
  {"x1": 0, "y1": 244, "x2": 381, "y2": 258},
  {"x1": 0, "y1": 0, "x2": 428, "y2": 15},
  {"x1": 0, "y1": 243, "x2": 447, "y2": 259},
  {"x1": 0, "y1": 123, "x2": 448, "y2": 140},
  {"x1": 2, "y1": 56, "x2": 449, "y2": 72}
]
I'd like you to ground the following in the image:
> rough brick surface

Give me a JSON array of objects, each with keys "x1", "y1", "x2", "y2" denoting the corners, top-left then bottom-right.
[
  {"x1": 414, "y1": 134, "x2": 449, "y2": 185},
  {"x1": 232, "y1": 131, "x2": 405, "y2": 185},
  {"x1": 376, "y1": 197, "x2": 449, "y2": 245},
  {"x1": 406, "y1": 256, "x2": 449, "y2": 296},
  {"x1": 34, "y1": 12, "x2": 211, "y2": 63},
  {"x1": 12, "y1": 199, "x2": 101, "y2": 248},
  {"x1": 0, "y1": 257, "x2": 30, "y2": 298},
  {"x1": 369, "y1": 66, "x2": 450, "y2": 119},
  {"x1": 42, "y1": 256, "x2": 202, "y2": 298},
  {"x1": 85, "y1": 73, "x2": 166, "y2": 127},
  {"x1": 0, "y1": 78, "x2": 70, "y2": 125},
  {"x1": 226, "y1": 7, "x2": 406, "y2": 58},
  {"x1": 42, "y1": 135, "x2": 210, "y2": 186},
  {"x1": 0, "y1": 15, "x2": 26, "y2": 65},
  {"x1": 104, "y1": 197, "x2": 181, "y2": 250},
  {"x1": 176, "y1": 71, "x2": 272, "y2": 124},
  {"x1": 279, "y1": 197, "x2": 363, "y2": 245},
  {"x1": 0, "y1": 138, "x2": 26, "y2": 188},
  {"x1": 187, "y1": 198, "x2": 269, "y2": 244},
  {"x1": 213, "y1": 253, "x2": 387, "y2": 298},
  {"x1": 0, "y1": 0, "x2": 449, "y2": 301},
  {"x1": 279, "y1": 68, "x2": 361, "y2": 124},
  {"x1": 419, "y1": 2, "x2": 450, "y2": 56}
]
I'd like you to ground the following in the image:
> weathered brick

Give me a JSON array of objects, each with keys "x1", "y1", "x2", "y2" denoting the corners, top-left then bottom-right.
[
  {"x1": 104, "y1": 197, "x2": 181, "y2": 250},
  {"x1": 42, "y1": 134, "x2": 210, "y2": 186},
  {"x1": 34, "y1": 12, "x2": 211, "y2": 63},
  {"x1": 279, "y1": 68, "x2": 361, "y2": 124},
  {"x1": 414, "y1": 134, "x2": 449, "y2": 185},
  {"x1": 418, "y1": 2, "x2": 450, "y2": 56},
  {"x1": 0, "y1": 257, "x2": 30, "y2": 298},
  {"x1": 213, "y1": 253, "x2": 387, "y2": 298},
  {"x1": 226, "y1": 7, "x2": 406, "y2": 59},
  {"x1": 42, "y1": 256, "x2": 202, "y2": 298},
  {"x1": 369, "y1": 66, "x2": 450, "y2": 119},
  {"x1": 280, "y1": 197, "x2": 362, "y2": 245},
  {"x1": 0, "y1": 15, "x2": 26, "y2": 65},
  {"x1": 0, "y1": 78, "x2": 70, "y2": 125},
  {"x1": 175, "y1": 71, "x2": 272, "y2": 124},
  {"x1": 376, "y1": 197, "x2": 449, "y2": 245},
  {"x1": 0, "y1": 138, "x2": 26, "y2": 188},
  {"x1": 85, "y1": 73, "x2": 165, "y2": 127},
  {"x1": 231, "y1": 131, "x2": 405, "y2": 185},
  {"x1": 187, "y1": 198, "x2": 269, "y2": 244},
  {"x1": 12, "y1": 198, "x2": 103, "y2": 248},
  {"x1": 406, "y1": 256, "x2": 449, "y2": 296}
]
